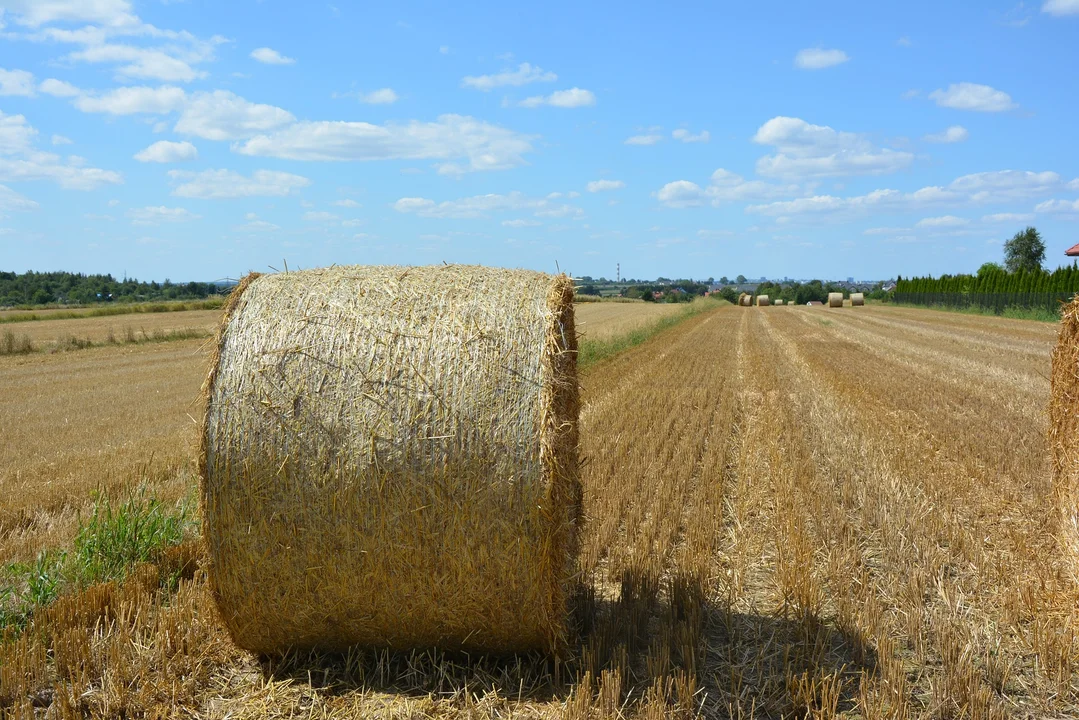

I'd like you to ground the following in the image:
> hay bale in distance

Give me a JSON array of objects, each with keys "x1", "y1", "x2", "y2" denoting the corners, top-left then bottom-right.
[
  {"x1": 827, "y1": 292, "x2": 843, "y2": 308},
  {"x1": 200, "y1": 265, "x2": 581, "y2": 656},
  {"x1": 774, "y1": 299, "x2": 785, "y2": 306},
  {"x1": 738, "y1": 292, "x2": 751, "y2": 307},
  {"x1": 757, "y1": 295, "x2": 770, "y2": 307},
  {"x1": 1051, "y1": 298, "x2": 1079, "y2": 585},
  {"x1": 850, "y1": 292, "x2": 865, "y2": 306}
]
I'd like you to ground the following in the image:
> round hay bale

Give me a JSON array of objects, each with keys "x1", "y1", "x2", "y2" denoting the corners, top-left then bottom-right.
[
  {"x1": 850, "y1": 292, "x2": 865, "y2": 306},
  {"x1": 757, "y1": 295, "x2": 770, "y2": 307},
  {"x1": 199, "y1": 265, "x2": 581, "y2": 656},
  {"x1": 1051, "y1": 298, "x2": 1079, "y2": 584},
  {"x1": 738, "y1": 292, "x2": 751, "y2": 307},
  {"x1": 774, "y1": 299, "x2": 785, "y2": 306},
  {"x1": 827, "y1": 292, "x2": 843, "y2": 308}
]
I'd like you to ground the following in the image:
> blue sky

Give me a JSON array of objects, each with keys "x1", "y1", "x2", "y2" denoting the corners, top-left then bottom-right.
[{"x1": 1, "y1": 0, "x2": 1078, "y2": 282}]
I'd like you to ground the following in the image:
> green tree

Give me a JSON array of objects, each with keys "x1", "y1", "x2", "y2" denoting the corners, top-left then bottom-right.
[
  {"x1": 1004, "y1": 226, "x2": 1046, "y2": 273},
  {"x1": 735, "y1": 274, "x2": 747, "y2": 283}
]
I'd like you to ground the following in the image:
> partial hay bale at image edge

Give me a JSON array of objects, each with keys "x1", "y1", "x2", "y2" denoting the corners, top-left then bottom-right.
[
  {"x1": 199, "y1": 265, "x2": 581, "y2": 656},
  {"x1": 851, "y1": 292, "x2": 865, "y2": 306},
  {"x1": 828, "y1": 292, "x2": 844, "y2": 308},
  {"x1": 1050, "y1": 297, "x2": 1079, "y2": 584}
]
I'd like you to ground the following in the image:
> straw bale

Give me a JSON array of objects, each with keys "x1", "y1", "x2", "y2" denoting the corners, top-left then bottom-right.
[
  {"x1": 199, "y1": 265, "x2": 581, "y2": 656},
  {"x1": 827, "y1": 292, "x2": 843, "y2": 308},
  {"x1": 774, "y1": 299, "x2": 785, "y2": 306},
  {"x1": 757, "y1": 295, "x2": 770, "y2": 307},
  {"x1": 850, "y1": 292, "x2": 865, "y2": 306},
  {"x1": 738, "y1": 293, "x2": 751, "y2": 307},
  {"x1": 1050, "y1": 297, "x2": 1079, "y2": 584}
]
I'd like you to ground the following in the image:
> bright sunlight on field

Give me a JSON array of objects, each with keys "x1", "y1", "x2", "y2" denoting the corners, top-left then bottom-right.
[{"x1": 2, "y1": 300, "x2": 1075, "y2": 718}]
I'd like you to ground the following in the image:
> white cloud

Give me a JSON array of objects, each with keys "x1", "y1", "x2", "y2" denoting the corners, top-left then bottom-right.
[
  {"x1": 133, "y1": 139, "x2": 197, "y2": 162},
  {"x1": 250, "y1": 47, "x2": 295, "y2": 65},
  {"x1": 75, "y1": 85, "x2": 186, "y2": 114},
  {"x1": 168, "y1": 168, "x2": 311, "y2": 199},
  {"x1": 743, "y1": 169, "x2": 1074, "y2": 222},
  {"x1": 0, "y1": 111, "x2": 122, "y2": 189},
  {"x1": 502, "y1": 218, "x2": 541, "y2": 227},
  {"x1": 929, "y1": 83, "x2": 1017, "y2": 112},
  {"x1": 901, "y1": 89, "x2": 921, "y2": 100},
  {"x1": 519, "y1": 87, "x2": 595, "y2": 108},
  {"x1": 1036, "y1": 198, "x2": 1079, "y2": 214},
  {"x1": 0, "y1": 183, "x2": 39, "y2": 211},
  {"x1": 333, "y1": 198, "x2": 361, "y2": 207},
  {"x1": 863, "y1": 226, "x2": 909, "y2": 235},
  {"x1": 672, "y1": 128, "x2": 709, "y2": 143},
  {"x1": 303, "y1": 211, "x2": 338, "y2": 222},
  {"x1": 1043, "y1": 0, "x2": 1079, "y2": 15},
  {"x1": 0, "y1": 68, "x2": 35, "y2": 96},
  {"x1": 51, "y1": 134, "x2": 73, "y2": 146},
  {"x1": 0, "y1": 0, "x2": 140, "y2": 27},
  {"x1": 915, "y1": 215, "x2": 969, "y2": 228},
  {"x1": 950, "y1": 170, "x2": 1069, "y2": 202},
  {"x1": 358, "y1": 88, "x2": 398, "y2": 104},
  {"x1": 67, "y1": 43, "x2": 207, "y2": 82},
  {"x1": 794, "y1": 48, "x2": 849, "y2": 70},
  {"x1": 752, "y1": 116, "x2": 913, "y2": 178},
  {"x1": 461, "y1": 62, "x2": 557, "y2": 91},
  {"x1": 392, "y1": 191, "x2": 581, "y2": 219},
  {"x1": 655, "y1": 169, "x2": 800, "y2": 208},
  {"x1": 439, "y1": 45, "x2": 450, "y2": 54},
  {"x1": 39, "y1": 78, "x2": 81, "y2": 97},
  {"x1": 587, "y1": 179, "x2": 624, "y2": 192},
  {"x1": 235, "y1": 219, "x2": 280, "y2": 231},
  {"x1": 126, "y1": 205, "x2": 199, "y2": 224},
  {"x1": 983, "y1": 212, "x2": 1035, "y2": 222},
  {"x1": 625, "y1": 134, "x2": 663, "y2": 146},
  {"x1": 235, "y1": 114, "x2": 533, "y2": 173},
  {"x1": 897, "y1": 36, "x2": 912, "y2": 47},
  {"x1": 174, "y1": 90, "x2": 295, "y2": 140},
  {"x1": 924, "y1": 125, "x2": 969, "y2": 143}
]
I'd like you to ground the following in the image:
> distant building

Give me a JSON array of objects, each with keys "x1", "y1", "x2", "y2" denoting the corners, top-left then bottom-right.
[{"x1": 847, "y1": 276, "x2": 854, "y2": 283}]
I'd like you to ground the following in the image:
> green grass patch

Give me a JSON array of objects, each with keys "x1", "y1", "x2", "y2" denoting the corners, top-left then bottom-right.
[
  {"x1": 889, "y1": 301, "x2": 1062, "y2": 323},
  {"x1": 0, "y1": 297, "x2": 225, "y2": 324},
  {"x1": 578, "y1": 296, "x2": 726, "y2": 370},
  {"x1": 0, "y1": 490, "x2": 195, "y2": 630}
]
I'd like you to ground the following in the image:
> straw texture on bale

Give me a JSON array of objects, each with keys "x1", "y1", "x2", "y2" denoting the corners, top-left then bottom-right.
[
  {"x1": 738, "y1": 292, "x2": 751, "y2": 307},
  {"x1": 827, "y1": 292, "x2": 843, "y2": 308},
  {"x1": 757, "y1": 295, "x2": 770, "y2": 307},
  {"x1": 850, "y1": 292, "x2": 865, "y2": 306},
  {"x1": 774, "y1": 299, "x2": 785, "y2": 306},
  {"x1": 1050, "y1": 297, "x2": 1079, "y2": 583},
  {"x1": 199, "y1": 265, "x2": 581, "y2": 656}
]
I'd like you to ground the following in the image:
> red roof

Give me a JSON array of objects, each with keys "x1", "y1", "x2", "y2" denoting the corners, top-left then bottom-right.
[{"x1": 1067, "y1": 243, "x2": 1079, "y2": 257}]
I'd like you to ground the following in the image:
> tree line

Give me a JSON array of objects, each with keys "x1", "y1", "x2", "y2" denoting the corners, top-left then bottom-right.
[{"x1": 0, "y1": 271, "x2": 226, "y2": 307}]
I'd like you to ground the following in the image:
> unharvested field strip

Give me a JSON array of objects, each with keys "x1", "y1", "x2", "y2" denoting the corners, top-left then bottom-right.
[
  {"x1": 4, "y1": 309, "x2": 221, "y2": 345},
  {"x1": 0, "y1": 299, "x2": 224, "y2": 324}
]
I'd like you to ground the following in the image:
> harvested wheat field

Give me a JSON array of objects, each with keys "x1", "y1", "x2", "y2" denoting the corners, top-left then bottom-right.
[
  {"x1": 4, "y1": 309, "x2": 219, "y2": 347},
  {"x1": 2, "y1": 301, "x2": 1077, "y2": 718}
]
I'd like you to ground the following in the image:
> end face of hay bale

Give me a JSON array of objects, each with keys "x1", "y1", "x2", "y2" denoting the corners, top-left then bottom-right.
[
  {"x1": 199, "y1": 265, "x2": 581, "y2": 656},
  {"x1": 827, "y1": 292, "x2": 843, "y2": 308},
  {"x1": 757, "y1": 295, "x2": 770, "y2": 307},
  {"x1": 738, "y1": 292, "x2": 751, "y2": 307},
  {"x1": 850, "y1": 292, "x2": 865, "y2": 306},
  {"x1": 1051, "y1": 297, "x2": 1079, "y2": 584},
  {"x1": 774, "y1": 299, "x2": 785, "y2": 306}
]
